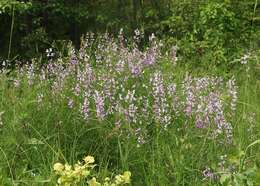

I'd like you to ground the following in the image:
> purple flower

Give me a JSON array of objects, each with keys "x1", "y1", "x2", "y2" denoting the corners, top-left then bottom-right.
[
  {"x1": 69, "y1": 48, "x2": 78, "y2": 65},
  {"x1": 150, "y1": 71, "x2": 171, "y2": 128},
  {"x1": 115, "y1": 60, "x2": 125, "y2": 72},
  {"x1": 68, "y1": 98, "x2": 74, "y2": 109},
  {"x1": 195, "y1": 115, "x2": 204, "y2": 128},
  {"x1": 27, "y1": 64, "x2": 35, "y2": 86},
  {"x1": 73, "y1": 83, "x2": 81, "y2": 96},
  {"x1": 123, "y1": 90, "x2": 138, "y2": 123},
  {"x1": 70, "y1": 56, "x2": 78, "y2": 65},
  {"x1": 202, "y1": 167, "x2": 214, "y2": 180},
  {"x1": 129, "y1": 62, "x2": 142, "y2": 76},
  {"x1": 14, "y1": 79, "x2": 20, "y2": 88},
  {"x1": 143, "y1": 48, "x2": 156, "y2": 66},
  {"x1": 183, "y1": 75, "x2": 195, "y2": 117},
  {"x1": 81, "y1": 95, "x2": 90, "y2": 120},
  {"x1": 94, "y1": 90, "x2": 105, "y2": 120},
  {"x1": 227, "y1": 77, "x2": 237, "y2": 111}
]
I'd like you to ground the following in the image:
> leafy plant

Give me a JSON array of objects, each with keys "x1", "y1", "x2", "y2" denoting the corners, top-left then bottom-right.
[
  {"x1": 53, "y1": 155, "x2": 131, "y2": 186},
  {"x1": 219, "y1": 140, "x2": 260, "y2": 186}
]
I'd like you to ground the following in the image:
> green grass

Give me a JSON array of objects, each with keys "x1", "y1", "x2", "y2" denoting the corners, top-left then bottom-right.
[{"x1": 0, "y1": 50, "x2": 259, "y2": 186}]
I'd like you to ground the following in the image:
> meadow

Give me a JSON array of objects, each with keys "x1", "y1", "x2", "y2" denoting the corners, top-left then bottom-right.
[{"x1": 0, "y1": 31, "x2": 259, "y2": 186}]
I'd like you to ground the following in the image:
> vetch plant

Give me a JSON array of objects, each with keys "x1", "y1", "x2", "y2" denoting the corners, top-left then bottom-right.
[
  {"x1": 5, "y1": 32, "x2": 239, "y2": 145},
  {"x1": 1, "y1": 30, "x2": 257, "y2": 186},
  {"x1": 202, "y1": 140, "x2": 260, "y2": 185}
]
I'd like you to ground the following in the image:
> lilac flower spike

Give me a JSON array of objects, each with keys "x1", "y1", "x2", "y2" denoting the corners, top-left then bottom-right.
[
  {"x1": 202, "y1": 167, "x2": 214, "y2": 180},
  {"x1": 81, "y1": 96, "x2": 90, "y2": 120},
  {"x1": 68, "y1": 99, "x2": 74, "y2": 109},
  {"x1": 94, "y1": 90, "x2": 105, "y2": 120},
  {"x1": 227, "y1": 77, "x2": 237, "y2": 111}
]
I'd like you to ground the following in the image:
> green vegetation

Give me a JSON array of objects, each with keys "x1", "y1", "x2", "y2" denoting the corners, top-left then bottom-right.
[
  {"x1": 0, "y1": 0, "x2": 259, "y2": 185},
  {"x1": 0, "y1": 0, "x2": 259, "y2": 60}
]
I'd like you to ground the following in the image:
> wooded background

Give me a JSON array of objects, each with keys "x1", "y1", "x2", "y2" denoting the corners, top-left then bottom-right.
[{"x1": 0, "y1": 0, "x2": 259, "y2": 59}]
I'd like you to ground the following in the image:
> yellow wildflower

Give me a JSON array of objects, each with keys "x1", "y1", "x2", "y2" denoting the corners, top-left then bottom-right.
[
  {"x1": 64, "y1": 163, "x2": 72, "y2": 171},
  {"x1": 114, "y1": 171, "x2": 131, "y2": 185},
  {"x1": 53, "y1": 155, "x2": 131, "y2": 185},
  {"x1": 83, "y1": 155, "x2": 95, "y2": 164},
  {"x1": 53, "y1": 163, "x2": 64, "y2": 173},
  {"x1": 88, "y1": 177, "x2": 101, "y2": 186},
  {"x1": 122, "y1": 171, "x2": 131, "y2": 183},
  {"x1": 115, "y1": 175, "x2": 124, "y2": 184}
]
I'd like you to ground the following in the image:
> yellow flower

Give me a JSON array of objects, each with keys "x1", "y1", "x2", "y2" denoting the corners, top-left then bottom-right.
[
  {"x1": 57, "y1": 177, "x2": 62, "y2": 184},
  {"x1": 74, "y1": 163, "x2": 82, "y2": 172},
  {"x1": 83, "y1": 155, "x2": 95, "y2": 164},
  {"x1": 53, "y1": 155, "x2": 131, "y2": 186},
  {"x1": 104, "y1": 177, "x2": 110, "y2": 182},
  {"x1": 64, "y1": 163, "x2": 72, "y2": 171},
  {"x1": 53, "y1": 163, "x2": 64, "y2": 173},
  {"x1": 88, "y1": 177, "x2": 101, "y2": 186},
  {"x1": 115, "y1": 175, "x2": 124, "y2": 184},
  {"x1": 122, "y1": 171, "x2": 131, "y2": 183},
  {"x1": 114, "y1": 171, "x2": 131, "y2": 185},
  {"x1": 81, "y1": 170, "x2": 90, "y2": 177}
]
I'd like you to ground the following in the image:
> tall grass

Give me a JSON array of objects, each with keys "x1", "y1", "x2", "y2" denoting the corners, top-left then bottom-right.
[{"x1": 0, "y1": 33, "x2": 259, "y2": 185}]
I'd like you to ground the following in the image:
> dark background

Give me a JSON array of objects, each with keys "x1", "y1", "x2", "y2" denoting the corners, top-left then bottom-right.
[{"x1": 0, "y1": 0, "x2": 259, "y2": 60}]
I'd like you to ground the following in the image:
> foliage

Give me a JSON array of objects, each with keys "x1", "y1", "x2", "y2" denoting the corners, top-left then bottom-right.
[
  {"x1": 0, "y1": 0, "x2": 31, "y2": 14},
  {"x1": 0, "y1": 1, "x2": 259, "y2": 185},
  {"x1": 0, "y1": 33, "x2": 259, "y2": 185},
  {"x1": 0, "y1": 0, "x2": 258, "y2": 61},
  {"x1": 162, "y1": 0, "x2": 259, "y2": 66},
  {"x1": 216, "y1": 140, "x2": 260, "y2": 186},
  {"x1": 53, "y1": 155, "x2": 131, "y2": 186}
]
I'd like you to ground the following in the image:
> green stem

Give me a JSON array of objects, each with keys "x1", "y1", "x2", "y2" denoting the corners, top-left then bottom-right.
[
  {"x1": 240, "y1": 139, "x2": 260, "y2": 171},
  {"x1": 8, "y1": 5, "x2": 15, "y2": 60},
  {"x1": 253, "y1": 0, "x2": 258, "y2": 24}
]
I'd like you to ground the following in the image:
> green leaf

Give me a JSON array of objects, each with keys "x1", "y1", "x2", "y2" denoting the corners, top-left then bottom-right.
[
  {"x1": 26, "y1": 138, "x2": 44, "y2": 145},
  {"x1": 220, "y1": 173, "x2": 231, "y2": 184}
]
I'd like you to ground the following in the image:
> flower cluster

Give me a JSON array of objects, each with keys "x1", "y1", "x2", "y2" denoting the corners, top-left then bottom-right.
[
  {"x1": 202, "y1": 167, "x2": 215, "y2": 180},
  {"x1": 53, "y1": 155, "x2": 131, "y2": 186},
  {"x1": 181, "y1": 76, "x2": 234, "y2": 143},
  {"x1": 9, "y1": 32, "x2": 237, "y2": 145},
  {"x1": 53, "y1": 156, "x2": 95, "y2": 185},
  {"x1": 88, "y1": 171, "x2": 131, "y2": 186}
]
